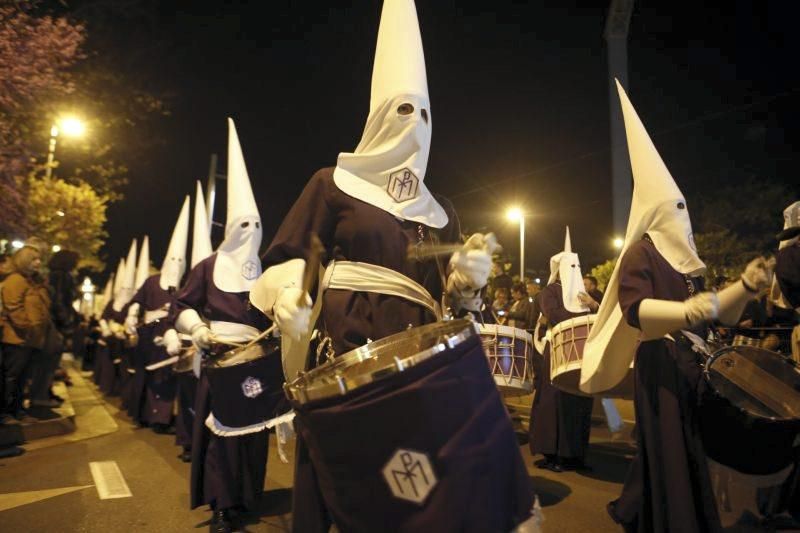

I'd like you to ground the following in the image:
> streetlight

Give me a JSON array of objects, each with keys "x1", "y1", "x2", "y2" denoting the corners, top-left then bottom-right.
[
  {"x1": 506, "y1": 206, "x2": 525, "y2": 280},
  {"x1": 45, "y1": 116, "x2": 86, "y2": 179},
  {"x1": 612, "y1": 236, "x2": 624, "y2": 250}
]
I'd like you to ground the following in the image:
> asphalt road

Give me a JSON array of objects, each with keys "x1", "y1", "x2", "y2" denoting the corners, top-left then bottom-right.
[{"x1": 0, "y1": 373, "x2": 638, "y2": 533}]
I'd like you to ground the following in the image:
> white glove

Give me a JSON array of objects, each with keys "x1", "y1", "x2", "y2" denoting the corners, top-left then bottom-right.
[
  {"x1": 191, "y1": 324, "x2": 211, "y2": 351},
  {"x1": 163, "y1": 328, "x2": 182, "y2": 356},
  {"x1": 741, "y1": 256, "x2": 774, "y2": 292},
  {"x1": 99, "y1": 319, "x2": 112, "y2": 338},
  {"x1": 124, "y1": 315, "x2": 138, "y2": 335},
  {"x1": 448, "y1": 233, "x2": 500, "y2": 293},
  {"x1": 637, "y1": 293, "x2": 719, "y2": 341},
  {"x1": 273, "y1": 287, "x2": 312, "y2": 341}
]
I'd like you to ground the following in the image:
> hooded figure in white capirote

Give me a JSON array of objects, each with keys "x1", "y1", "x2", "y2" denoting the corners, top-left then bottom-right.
[
  {"x1": 332, "y1": 0, "x2": 447, "y2": 228},
  {"x1": 135, "y1": 235, "x2": 150, "y2": 292},
  {"x1": 547, "y1": 227, "x2": 589, "y2": 314},
  {"x1": 160, "y1": 196, "x2": 190, "y2": 291},
  {"x1": 212, "y1": 118, "x2": 262, "y2": 293},
  {"x1": 588, "y1": 81, "x2": 773, "y2": 533},
  {"x1": 191, "y1": 180, "x2": 214, "y2": 269},
  {"x1": 113, "y1": 239, "x2": 137, "y2": 312}
]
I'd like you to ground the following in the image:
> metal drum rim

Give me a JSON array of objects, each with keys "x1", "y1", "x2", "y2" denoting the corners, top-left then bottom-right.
[
  {"x1": 286, "y1": 319, "x2": 478, "y2": 404},
  {"x1": 703, "y1": 345, "x2": 800, "y2": 423},
  {"x1": 205, "y1": 340, "x2": 279, "y2": 369}
]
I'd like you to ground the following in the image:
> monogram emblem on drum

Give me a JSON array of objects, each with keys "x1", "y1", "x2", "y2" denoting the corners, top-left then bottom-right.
[
  {"x1": 241, "y1": 260, "x2": 259, "y2": 280},
  {"x1": 241, "y1": 376, "x2": 263, "y2": 399},
  {"x1": 387, "y1": 168, "x2": 419, "y2": 202},
  {"x1": 382, "y1": 449, "x2": 437, "y2": 505}
]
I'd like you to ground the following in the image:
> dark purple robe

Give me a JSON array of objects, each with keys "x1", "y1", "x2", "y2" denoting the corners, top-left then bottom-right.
[
  {"x1": 127, "y1": 275, "x2": 175, "y2": 425},
  {"x1": 528, "y1": 282, "x2": 594, "y2": 460},
  {"x1": 776, "y1": 244, "x2": 800, "y2": 311},
  {"x1": 172, "y1": 254, "x2": 271, "y2": 512},
  {"x1": 98, "y1": 301, "x2": 126, "y2": 395},
  {"x1": 262, "y1": 167, "x2": 460, "y2": 356},
  {"x1": 609, "y1": 238, "x2": 721, "y2": 533},
  {"x1": 263, "y1": 168, "x2": 533, "y2": 532}
]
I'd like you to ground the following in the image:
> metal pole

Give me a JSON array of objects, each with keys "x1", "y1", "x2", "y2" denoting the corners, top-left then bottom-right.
[
  {"x1": 45, "y1": 126, "x2": 58, "y2": 179},
  {"x1": 520, "y1": 215, "x2": 525, "y2": 281},
  {"x1": 206, "y1": 153, "x2": 217, "y2": 232},
  {"x1": 605, "y1": 0, "x2": 635, "y2": 237}
]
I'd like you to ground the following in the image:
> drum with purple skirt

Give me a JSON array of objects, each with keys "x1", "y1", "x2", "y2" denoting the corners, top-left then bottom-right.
[
  {"x1": 285, "y1": 319, "x2": 537, "y2": 532},
  {"x1": 476, "y1": 324, "x2": 534, "y2": 395},
  {"x1": 203, "y1": 339, "x2": 284, "y2": 431}
]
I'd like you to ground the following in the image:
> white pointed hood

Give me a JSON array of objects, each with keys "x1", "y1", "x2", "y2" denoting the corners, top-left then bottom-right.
[
  {"x1": 160, "y1": 196, "x2": 190, "y2": 290},
  {"x1": 98, "y1": 275, "x2": 113, "y2": 316},
  {"x1": 135, "y1": 236, "x2": 150, "y2": 291},
  {"x1": 192, "y1": 181, "x2": 214, "y2": 269},
  {"x1": 114, "y1": 239, "x2": 137, "y2": 311},
  {"x1": 547, "y1": 227, "x2": 589, "y2": 314},
  {"x1": 580, "y1": 81, "x2": 705, "y2": 395},
  {"x1": 112, "y1": 259, "x2": 125, "y2": 301},
  {"x1": 770, "y1": 201, "x2": 800, "y2": 309},
  {"x1": 332, "y1": 0, "x2": 447, "y2": 228},
  {"x1": 213, "y1": 118, "x2": 262, "y2": 293}
]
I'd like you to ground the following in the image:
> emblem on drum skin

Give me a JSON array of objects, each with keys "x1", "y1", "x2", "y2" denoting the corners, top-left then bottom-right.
[
  {"x1": 241, "y1": 376, "x2": 264, "y2": 399},
  {"x1": 382, "y1": 449, "x2": 437, "y2": 505},
  {"x1": 387, "y1": 168, "x2": 419, "y2": 202},
  {"x1": 241, "y1": 260, "x2": 259, "y2": 280}
]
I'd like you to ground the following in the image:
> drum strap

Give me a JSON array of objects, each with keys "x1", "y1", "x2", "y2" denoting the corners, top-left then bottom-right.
[
  {"x1": 321, "y1": 260, "x2": 442, "y2": 320},
  {"x1": 143, "y1": 309, "x2": 169, "y2": 324}
]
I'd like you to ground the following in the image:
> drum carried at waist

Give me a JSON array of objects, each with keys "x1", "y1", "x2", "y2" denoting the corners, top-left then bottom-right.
[
  {"x1": 285, "y1": 319, "x2": 537, "y2": 532},
  {"x1": 549, "y1": 314, "x2": 634, "y2": 398},
  {"x1": 699, "y1": 345, "x2": 800, "y2": 475},
  {"x1": 204, "y1": 339, "x2": 284, "y2": 431},
  {"x1": 476, "y1": 323, "x2": 534, "y2": 396}
]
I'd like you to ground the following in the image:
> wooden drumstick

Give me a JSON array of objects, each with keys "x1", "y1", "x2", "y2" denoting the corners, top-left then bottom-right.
[
  {"x1": 298, "y1": 233, "x2": 324, "y2": 306},
  {"x1": 406, "y1": 242, "x2": 463, "y2": 261}
]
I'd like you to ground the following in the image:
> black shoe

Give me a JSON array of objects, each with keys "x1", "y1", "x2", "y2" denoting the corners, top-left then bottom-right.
[
  {"x1": 152, "y1": 423, "x2": 175, "y2": 435},
  {"x1": 178, "y1": 450, "x2": 192, "y2": 463},
  {"x1": 210, "y1": 510, "x2": 233, "y2": 533}
]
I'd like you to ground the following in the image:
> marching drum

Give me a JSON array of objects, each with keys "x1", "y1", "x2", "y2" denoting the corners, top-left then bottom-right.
[
  {"x1": 477, "y1": 324, "x2": 534, "y2": 395},
  {"x1": 204, "y1": 340, "x2": 284, "y2": 430},
  {"x1": 700, "y1": 345, "x2": 800, "y2": 475},
  {"x1": 173, "y1": 345, "x2": 196, "y2": 374},
  {"x1": 285, "y1": 319, "x2": 536, "y2": 532},
  {"x1": 549, "y1": 314, "x2": 634, "y2": 398}
]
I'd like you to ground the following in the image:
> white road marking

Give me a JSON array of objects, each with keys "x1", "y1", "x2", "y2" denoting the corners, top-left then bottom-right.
[{"x1": 89, "y1": 461, "x2": 132, "y2": 499}]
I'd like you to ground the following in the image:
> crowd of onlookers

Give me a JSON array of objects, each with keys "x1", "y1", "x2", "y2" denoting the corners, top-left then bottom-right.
[{"x1": 0, "y1": 241, "x2": 80, "y2": 425}]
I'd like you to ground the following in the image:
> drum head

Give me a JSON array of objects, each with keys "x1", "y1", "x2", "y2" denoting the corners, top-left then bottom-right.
[
  {"x1": 286, "y1": 319, "x2": 477, "y2": 403},
  {"x1": 207, "y1": 340, "x2": 279, "y2": 369},
  {"x1": 706, "y1": 345, "x2": 800, "y2": 421}
]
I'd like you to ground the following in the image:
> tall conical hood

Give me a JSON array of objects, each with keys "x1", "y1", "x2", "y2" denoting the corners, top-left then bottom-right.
[
  {"x1": 214, "y1": 118, "x2": 262, "y2": 293},
  {"x1": 547, "y1": 227, "x2": 588, "y2": 313},
  {"x1": 160, "y1": 196, "x2": 190, "y2": 290},
  {"x1": 332, "y1": 0, "x2": 447, "y2": 229},
  {"x1": 192, "y1": 181, "x2": 213, "y2": 268},
  {"x1": 581, "y1": 81, "x2": 705, "y2": 395},
  {"x1": 113, "y1": 239, "x2": 137, "y2": 311},
  {"x1": 770, "y1": 201, "x2": 800, "y2": 309},
  {"x1": 98, "y1": 275, "x2": 114, "y2": 316},
  {"x1": 369, "y1": 0, "x2": 428, "y2": 116},
  {"x1": 135, "y1": 235, "x2": 150, "y2": 290},
  {"x1": 223, "y1": 118, "x2": 259, "y2": 232},
  {"x1": 112, "y1": 259, "x2": 125, "y2": 300}
]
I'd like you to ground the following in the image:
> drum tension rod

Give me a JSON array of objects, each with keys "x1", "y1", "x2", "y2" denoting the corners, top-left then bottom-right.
[
  {"x1": 335, "y1": 374, "x2": 348, "y2": 395},
  {"x1": 393, "y1": 356, "x2": 405, "y2": 372}
]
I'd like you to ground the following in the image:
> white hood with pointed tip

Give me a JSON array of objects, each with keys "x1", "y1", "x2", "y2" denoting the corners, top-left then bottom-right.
[
  {"x1": 332, "y1": 0, "x2": 447, "y2": 228},
  {"x1": 135, "y1": 236, "x2": 150, "y2": 291},
  {"x1": 191, "y1": 181, "x2": 214, "y2": 269},
  {"x1": 213, "y1": 118, "x2": 262, "y2": 293},
  {"x1": 160, "y1": 196, "x2": 190, "y2": 291},
  {"x1": 114, "y1": 240, "x2": 138, "y2": 311}
]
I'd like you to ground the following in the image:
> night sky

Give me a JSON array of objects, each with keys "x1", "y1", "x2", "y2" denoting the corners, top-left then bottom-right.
[{"x1": 81, "y1": 1, "x2": 799, "y2": 280}]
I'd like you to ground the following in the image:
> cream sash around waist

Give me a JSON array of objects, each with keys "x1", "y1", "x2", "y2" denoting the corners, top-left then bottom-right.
[
  {"x1": 321, "y1": 260, "x2": 441, "y2": 320},
  {"x1": 209, "y1": 321, "x2": 260, "y2": 343}
]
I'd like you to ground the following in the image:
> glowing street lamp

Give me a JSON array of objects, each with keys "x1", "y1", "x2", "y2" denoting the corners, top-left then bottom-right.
[
  {"x1": 506, "y1": 206, "x2": 526, "y2": 280},
  {"x1": 45, "y1": 116, "x2": 86, "y2": 179},
  {"x1": 612, "y1": 236, "x2": 624, "y2": 250}
]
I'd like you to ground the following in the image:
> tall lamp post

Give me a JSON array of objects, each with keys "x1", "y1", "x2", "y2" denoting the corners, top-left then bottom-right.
[
  {"x1": 506, "y1": 207, "x2": 526, "y2": 280},
  {"x1": 45, "y1": 117, "x2": 86, "y2": 179}
]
